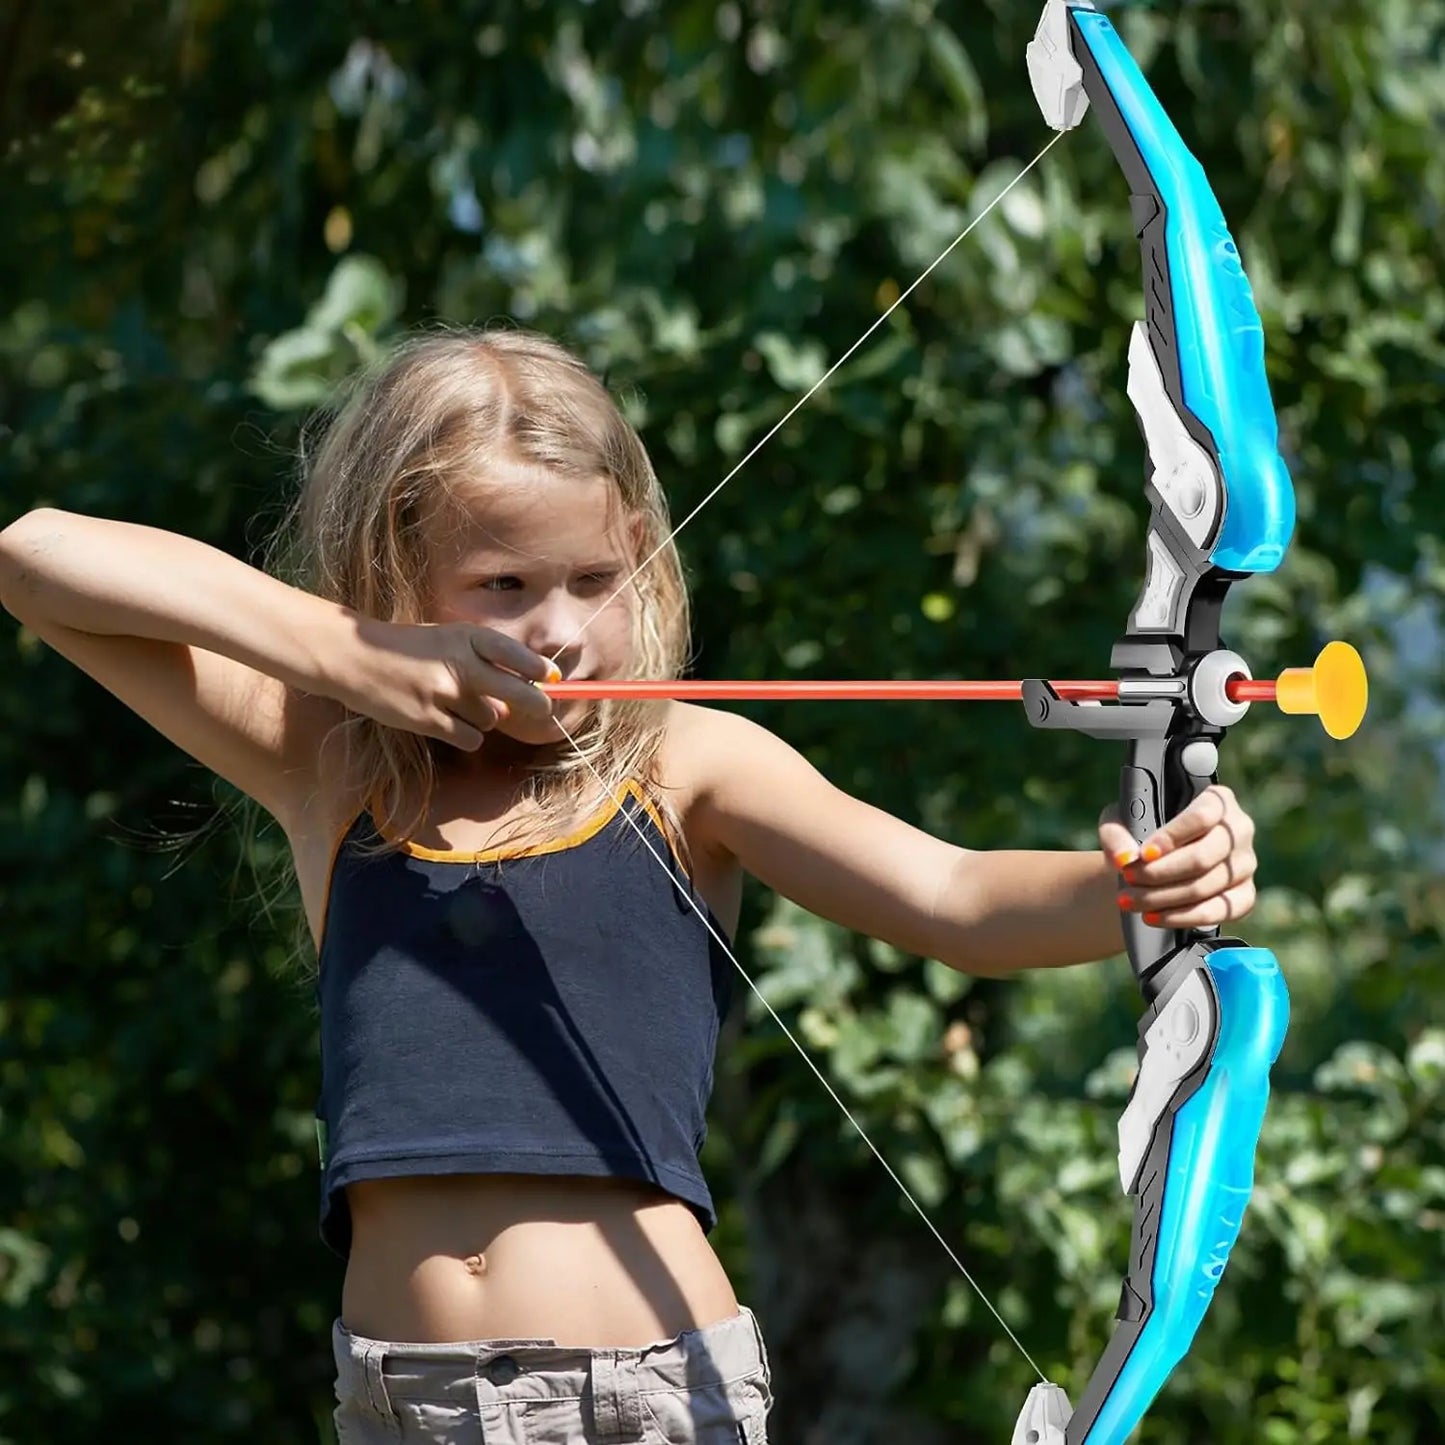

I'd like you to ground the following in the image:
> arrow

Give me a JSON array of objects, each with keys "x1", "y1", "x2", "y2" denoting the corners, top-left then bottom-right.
[{"x1": 544, "y1": 641, "x2": 1366, "y2": 740}]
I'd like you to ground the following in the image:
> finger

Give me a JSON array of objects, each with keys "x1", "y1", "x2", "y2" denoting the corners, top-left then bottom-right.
[
  {"x1": 1133, "y1": 879, "x2": 1257, "y2": 932},
  {"x1": 465, "y1": 656, "x2": 558, "y2": 725},
  {"x1": 468, "y1": 627, "x2": 561, "y2": 684},
  {"x1": 444, "y1": 694, "x2": 506, "y2": 743},
  {"x1": 1136, "y1": 785, "x2": 1241, "y2": 861},
  {"x1": 1120, "y1": 846, "x2": 1257, "y2": 916},
  {"x1": 1122, "y1": 826, "x2": 1237, "y2": 888},
  {"x1": 1099, "y1": 817, "x2": 1144, "y2": 870},
  {"x1": 434, "y1": 711, "x2": 487, "y2": 752}
]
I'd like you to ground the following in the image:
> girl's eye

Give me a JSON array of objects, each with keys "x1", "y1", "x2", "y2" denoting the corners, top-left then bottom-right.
[{"x1": 475, "y1": 572, "x2": 617, "y2": 593}]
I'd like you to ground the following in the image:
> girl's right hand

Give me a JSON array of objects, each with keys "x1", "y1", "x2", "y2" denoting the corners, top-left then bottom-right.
[{"x1": 339, "y1": 617, "x2": 558, "y2": 751}]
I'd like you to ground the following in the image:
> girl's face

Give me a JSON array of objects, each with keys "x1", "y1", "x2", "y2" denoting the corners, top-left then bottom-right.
[{"x1": 425, "y1": 462, "x2": 639, "y2": 748}]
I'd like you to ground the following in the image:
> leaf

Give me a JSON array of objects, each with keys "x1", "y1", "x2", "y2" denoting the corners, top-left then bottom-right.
[{"x1": 307, "y1": 254, "x2": 402, "y2": 336}]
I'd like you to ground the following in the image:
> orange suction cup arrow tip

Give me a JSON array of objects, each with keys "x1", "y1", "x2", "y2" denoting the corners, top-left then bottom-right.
[{"x1": 1274, "y1": 641, "x2": 1368, "y2": 740}]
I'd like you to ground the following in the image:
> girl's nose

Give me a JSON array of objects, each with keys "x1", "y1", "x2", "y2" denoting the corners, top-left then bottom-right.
[{"x1": 522, "y1": 594, "x2": 591, "y2": 675}]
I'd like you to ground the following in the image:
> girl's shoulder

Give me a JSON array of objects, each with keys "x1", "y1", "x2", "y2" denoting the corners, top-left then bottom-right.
[
  {"x1": 654, "y1": 699, "x2": 754, "y2": 797},
  {"x1": 654, "y1": 699, "x2": 790, "y2": 839}
]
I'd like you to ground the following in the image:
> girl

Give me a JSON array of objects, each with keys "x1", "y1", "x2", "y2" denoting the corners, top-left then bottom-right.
[{"x1": 0, "y1": 328, "x2": 1258, "y2": 1444}]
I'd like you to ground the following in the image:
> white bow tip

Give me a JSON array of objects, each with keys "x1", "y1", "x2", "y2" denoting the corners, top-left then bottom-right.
[
  {"x1": 1026, "y1": 0, "x2": 1094, "y2": 132},
  {"x1": 1011, "y1": 1381, "x2": 1072, "y2": 1445}
]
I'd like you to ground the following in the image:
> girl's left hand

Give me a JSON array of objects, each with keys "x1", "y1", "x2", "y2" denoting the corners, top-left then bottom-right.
[{"x1": 1100, "y1": 784, "x2": 1257, "y2": 931}]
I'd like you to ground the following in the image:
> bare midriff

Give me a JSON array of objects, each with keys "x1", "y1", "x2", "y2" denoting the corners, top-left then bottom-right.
[{"x1": 339, "y1": 1172, "x2": 740, "y2": 1347}]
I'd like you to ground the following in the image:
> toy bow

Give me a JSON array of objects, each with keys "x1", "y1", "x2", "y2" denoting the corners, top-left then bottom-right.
[
  {"x1": 551, "y1": 3, "x2": 1365, "y2": 1441},
  {"x1": 1013, "y1": 2, "x2": 1295, "y2": 1439}
]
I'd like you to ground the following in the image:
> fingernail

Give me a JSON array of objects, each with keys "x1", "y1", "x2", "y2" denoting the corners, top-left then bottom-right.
[
  {"x1": 1144, "y1": 912, "x2": 1161, "y2": 926},
  {"x1": 1113, "y1": 850, "x2": 1137, "y2": 869},
  {"x1": 1141, "y1": 844, "x2": 1163, "y2": 863},
  {"x1": 545, "y1": 663, "x2": 562, "y2": 683},
  {"x1": 1117, "y1": 893, "x2": 1136, "y2": 912}
]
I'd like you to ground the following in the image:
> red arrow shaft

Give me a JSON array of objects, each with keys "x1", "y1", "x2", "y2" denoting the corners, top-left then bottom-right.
[{"x1": 544, "y1": 678, "x2": 1276, "y2": 703}]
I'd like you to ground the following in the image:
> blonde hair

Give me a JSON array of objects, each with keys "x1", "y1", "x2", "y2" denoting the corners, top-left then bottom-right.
[{"x1": 250, "y1": 326, "x2": 691, "y2": 968}]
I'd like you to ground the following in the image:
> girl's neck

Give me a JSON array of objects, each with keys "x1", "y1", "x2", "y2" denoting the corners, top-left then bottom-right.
[{"x1": 435, "y1": 736, "x2": 559, "y2": 790}]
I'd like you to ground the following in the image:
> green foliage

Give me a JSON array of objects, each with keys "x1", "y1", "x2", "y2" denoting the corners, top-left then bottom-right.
[{"x1": 4, "y1": 0, "x2": 1444, "y2": 1440}]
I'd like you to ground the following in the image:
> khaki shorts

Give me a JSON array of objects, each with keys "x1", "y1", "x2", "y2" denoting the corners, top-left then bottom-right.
[{"x1": 331, "y1": 1307, "x2": 772, "y2": 1444}]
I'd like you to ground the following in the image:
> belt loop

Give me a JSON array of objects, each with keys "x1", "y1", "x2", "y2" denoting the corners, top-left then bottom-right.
[
  {"x1": 737, "y1": 1306, "x2": 771, "y2": 1383},
  {"x1": 358, "y1": 1338, "x2": 396, "y2": 1425},
  {"x1": 591, "y1": 1349, "x2": 643, "y2": 1441},
  {"x1": 738, "y1": 1416, "x2": 767, "y2": 1444}
]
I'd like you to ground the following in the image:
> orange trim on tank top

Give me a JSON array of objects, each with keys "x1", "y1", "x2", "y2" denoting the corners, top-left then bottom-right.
[{"x1": 313, "y1": 780, "x2": 683, "y2": 958}]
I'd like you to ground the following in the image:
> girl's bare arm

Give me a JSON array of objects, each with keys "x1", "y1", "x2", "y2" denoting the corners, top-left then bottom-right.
[
  {"x1": 0, "y1": 507, "x2": 365, "y2": 829},
  {"x1": 675, "y1": 703, "x2": 1125, "y2": 977},
  {"x1": 0, "y1": 509, "x2": 561, "y2": 828}
]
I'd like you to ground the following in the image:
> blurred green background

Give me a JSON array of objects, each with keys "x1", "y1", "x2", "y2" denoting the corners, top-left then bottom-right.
[{"x1": 3, "y1": 0, "x2": 1443, "y2": 1440}]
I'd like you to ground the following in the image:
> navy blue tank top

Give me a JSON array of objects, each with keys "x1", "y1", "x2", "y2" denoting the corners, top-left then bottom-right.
[{"x1": 313, "y1": 782, "x2": 734, "y2": 1260}]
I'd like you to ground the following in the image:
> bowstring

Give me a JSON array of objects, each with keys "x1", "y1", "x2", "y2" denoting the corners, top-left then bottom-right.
[
  {"x1": 542, "y1": 131, "x2": 1067, "y2": 1379},
  {"x1": 548, "y1": 130, "x2": 1065, "y2": 667}
]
